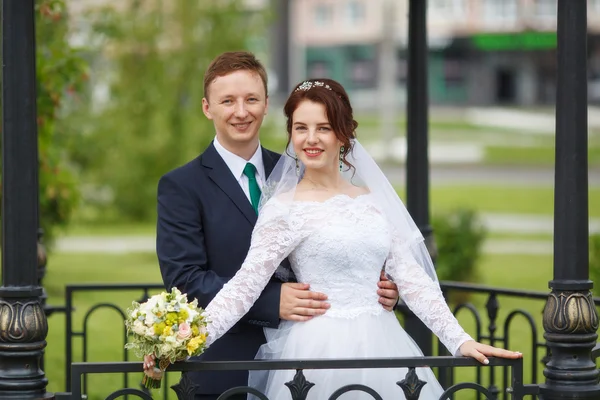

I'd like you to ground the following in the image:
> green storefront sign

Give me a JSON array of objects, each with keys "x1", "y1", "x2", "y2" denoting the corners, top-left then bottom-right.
[{"x1": 472, "y1": 32, "x2": 557, "y2": 51}]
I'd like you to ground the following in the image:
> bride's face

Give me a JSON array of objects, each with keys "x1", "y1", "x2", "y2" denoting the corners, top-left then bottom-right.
[{"x1": 291, "y1": 100, "x2": 342, "y2": 173}]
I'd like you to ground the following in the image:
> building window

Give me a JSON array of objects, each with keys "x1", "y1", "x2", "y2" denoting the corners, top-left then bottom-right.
[
  {"x1": 345, "y1": 0, "x2": 365, "y2": 24},
  {"x1": 307, "y1": 61, "x2": 331, "y2": 78},
  {"x1": 429, "y1": 0, "x2": 467, "y2": 18},
  {"x1": 314, "y1": 4, "x2": 333, "y2": 27},
  {"x1": 348, "y1": 59, "x2": 376, "y2": 88},
  {"x1": 535, "y1": 0, "x2": 556, "y2": 18},
  {"x1": 483, "y1": 0, "x2": 518, "y2": 24}
]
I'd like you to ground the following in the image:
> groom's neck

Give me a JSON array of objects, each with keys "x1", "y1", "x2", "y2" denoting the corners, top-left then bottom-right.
[{"x1": 217, "y1": 135, "x2": 260, "y2": 161}]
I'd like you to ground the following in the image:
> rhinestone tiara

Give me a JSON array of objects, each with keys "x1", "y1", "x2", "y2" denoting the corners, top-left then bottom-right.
[{"x1": 294, "y1": 80, "x2": 332, "y2": 92}]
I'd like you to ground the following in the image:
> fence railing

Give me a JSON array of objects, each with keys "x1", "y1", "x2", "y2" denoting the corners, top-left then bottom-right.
[
  {"x1": 55, "y1": 282, "x2": 600, "y2": 399},
  {"x1": 55, "y1": 357, "x2": 534, "y2": 400}
]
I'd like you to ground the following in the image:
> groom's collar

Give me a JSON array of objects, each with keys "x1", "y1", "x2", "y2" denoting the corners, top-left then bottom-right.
[{"x1": 213, "y1": 136, "x2": 265, "y2": 183}]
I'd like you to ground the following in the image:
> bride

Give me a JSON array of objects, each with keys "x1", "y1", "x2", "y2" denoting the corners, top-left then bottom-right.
[{"x1": 146, "y1": 78, "x2": 521, "y2": 399}]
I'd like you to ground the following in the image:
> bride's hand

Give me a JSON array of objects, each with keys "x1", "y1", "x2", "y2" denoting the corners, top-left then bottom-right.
[
  {"x1": 143, "y1": 354, "x2": 163, "y2": 380},
  {"x1": 459, "y1": 340, "x2": 522, "y2": 365}
]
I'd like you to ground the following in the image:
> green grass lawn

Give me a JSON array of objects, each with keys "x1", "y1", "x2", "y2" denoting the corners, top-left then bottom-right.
[
  {"x1": 43, "y1": 250, "x2": 567, "y2": 399},
  {"x1": 62, "y1": 185, "x2": 600, "y2": 238},
  {"x1": 426, "y1": 185, "x2": 600, "y2": 217},
  {"x1": 44, "y1": 252, "x2": 168, "y2": 399},
  {"x1": 485, "y1": 145, "x2": 600, "y2": 166},
  {"x1": 448, "y1": 253, "x2": 554, "y2": 390}
]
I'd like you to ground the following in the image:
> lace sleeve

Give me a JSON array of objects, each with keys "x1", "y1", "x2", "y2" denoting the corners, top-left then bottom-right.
[
  {"x1": 385, "y1": 233, "x2": 473, "y2": 356},
  {"x1": 203, "y1": 200, "x2": 300, "y2": 346}
]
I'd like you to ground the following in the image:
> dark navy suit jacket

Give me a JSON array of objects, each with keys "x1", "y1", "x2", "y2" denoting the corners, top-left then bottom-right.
[{"x1": 156, "y1": 142, "x2": 283, "y2": 394}]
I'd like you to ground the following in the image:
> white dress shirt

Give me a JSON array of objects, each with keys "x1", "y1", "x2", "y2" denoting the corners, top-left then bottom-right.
[{"x1": 213, "y1": 136, "x2": 265, "y2": 203}]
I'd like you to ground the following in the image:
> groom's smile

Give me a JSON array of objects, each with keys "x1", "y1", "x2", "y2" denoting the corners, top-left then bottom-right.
[{"x1": 231, "y1": 121, "x2": 252, "y2": 132}]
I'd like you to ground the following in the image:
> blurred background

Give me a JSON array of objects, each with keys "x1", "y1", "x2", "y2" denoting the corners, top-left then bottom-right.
[{"x1": 24, "y1": 0, "x2": 600, "y2": 397}]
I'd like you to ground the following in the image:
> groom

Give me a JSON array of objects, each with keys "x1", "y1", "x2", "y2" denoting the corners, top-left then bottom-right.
[{"x1": 156, "y1": 51, "x2": 399, "y2": 399}]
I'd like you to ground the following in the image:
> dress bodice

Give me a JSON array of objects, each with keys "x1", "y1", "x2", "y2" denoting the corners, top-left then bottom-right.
[{"x1": 288, "y1": 194, "x2": 391, "y2": 318}]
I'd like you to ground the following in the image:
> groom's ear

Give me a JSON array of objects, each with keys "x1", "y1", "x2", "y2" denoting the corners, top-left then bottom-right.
[
  {"x1": 264, "y1": 95, "x2": 269, "y2": 116},
  {"x1": 202, "y1": 97, "x2": 213, "y2": 120}
]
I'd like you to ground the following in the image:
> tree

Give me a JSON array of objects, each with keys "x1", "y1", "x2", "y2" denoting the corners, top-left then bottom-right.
[
  {"x1": 73, "y1": 0, "x2": 273, "y2": 221},
  {"x1": 0, "y1": 0, "x2": 87, "y2": 247}
]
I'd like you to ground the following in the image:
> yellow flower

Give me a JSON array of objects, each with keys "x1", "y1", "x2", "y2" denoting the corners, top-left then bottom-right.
[
  {"x1": 163, "y1": 326, "x2": 173, "y2": 337},
  {"x1": 165, "y1": 312, "x2": 178, "y2": 326},
  {"x1": 191, "y1": 325, "x2": 199, "y2": 336},
  {"x1": 186, "y1": 335, "x2": 206, "y2": 355},
  {"x1": 153, "y1": 322, "x2": 166, "y2": 335},
  {"x1": 178, "y1": 309, "x2": 189, "y2": 321},
  {"x1": 186, "y1": 339, "x2": 199, "y2": 355}
]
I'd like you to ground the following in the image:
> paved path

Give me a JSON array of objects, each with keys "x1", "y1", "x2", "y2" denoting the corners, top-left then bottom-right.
[{"x1": 382, "y1": 165, "x2": 600, "y2": 187}]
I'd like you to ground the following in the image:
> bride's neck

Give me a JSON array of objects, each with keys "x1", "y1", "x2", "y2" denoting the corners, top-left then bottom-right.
[{"x1": 302, "y1": 169, "x2": 344, "y2": 191}]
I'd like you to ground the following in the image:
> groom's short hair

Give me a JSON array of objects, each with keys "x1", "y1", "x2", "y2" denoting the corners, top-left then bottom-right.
[{"x1": 203, "y1": 51, "x2": 268, "y2": 100}]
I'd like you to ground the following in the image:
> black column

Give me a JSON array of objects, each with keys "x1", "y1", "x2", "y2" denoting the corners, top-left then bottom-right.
[
  {"x1": 0, "y1": 1, "x2": 53, "y2": 398},
  {"x1": 539, "y1": 1, "x2": 600, "y2": 399},
  {"x1": 403, "y1": 0, "x2": 436, "y2": 356},
  {"x1": 270, "y1": 0, "x2": 290, "y2": 101}
]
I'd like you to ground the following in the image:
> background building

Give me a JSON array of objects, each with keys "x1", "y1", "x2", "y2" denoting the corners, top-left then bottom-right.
[{"x1": 290, "y1": 0, "x2": 600, "y2": 108}]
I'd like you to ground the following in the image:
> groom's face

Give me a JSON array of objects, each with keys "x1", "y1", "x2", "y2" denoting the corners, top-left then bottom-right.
[{"x1": 202, "y1": 70, "x2": 268, "y2": 153}]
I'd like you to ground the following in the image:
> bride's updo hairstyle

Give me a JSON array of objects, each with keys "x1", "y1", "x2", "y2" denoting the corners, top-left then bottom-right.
[{"x1": 284, "y1": 78, "x2": 358, "y2": 171}]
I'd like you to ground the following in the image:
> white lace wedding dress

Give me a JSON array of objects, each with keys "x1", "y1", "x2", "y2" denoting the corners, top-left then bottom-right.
[{"x1": 204, "y1": 193, "x2": 473, "y2": 399}]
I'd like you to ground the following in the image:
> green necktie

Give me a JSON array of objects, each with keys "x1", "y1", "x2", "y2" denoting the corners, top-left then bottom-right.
[{"x1": 243, "y1": 163, "x2": 261, "y2": 214}]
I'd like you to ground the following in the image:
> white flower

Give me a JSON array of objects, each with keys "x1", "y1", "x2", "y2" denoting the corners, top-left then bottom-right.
[
  {"x1": 160, "y1": 343, "x2": 172, "y2": 355},
  {"x1": 144, "y1": 327, "x2": 155, "y2": 338},
  {"x1": 165, "y1": 334, "x2": 177, "y2": 345},
  {"x1": 144, "y1": 314, "x2": 155, "y2": 327},
  {"x1": 132, "y1": 320, "x2": 146, "y2": 336}
]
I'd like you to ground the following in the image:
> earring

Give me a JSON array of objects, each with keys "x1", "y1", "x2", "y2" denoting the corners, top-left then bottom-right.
[
  {"x1": 295, "y1": 157, "x2": 300, "y2": 176},
  {"x1": 339, "y1": 146, "x2": 344, "y2": 172}
]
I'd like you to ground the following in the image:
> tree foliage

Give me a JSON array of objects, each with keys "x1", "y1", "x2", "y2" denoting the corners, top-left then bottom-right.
[
  {"x1": 72, "y1": 0, "x2": 272, "y2": 221},
  {"x1": 36, "y1": 0, "x2": 89, "y2": 245},
  {"x1": 0, "y1": 0, "x2": 87, "y2": 246}
]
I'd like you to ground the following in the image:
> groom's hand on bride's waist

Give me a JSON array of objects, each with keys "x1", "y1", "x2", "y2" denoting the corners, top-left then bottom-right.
[
  {"x1": 378, "y1": 271, "x2": 400, "y2": 312},
  {"x1": 280, "y1": 283, "x2": 330, "y2": 322}
]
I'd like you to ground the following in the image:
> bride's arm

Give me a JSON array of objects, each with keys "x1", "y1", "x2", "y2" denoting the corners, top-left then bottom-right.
[
  {"x1": 204, "y1": 200, "x2": 301, "y2": 346},
  {"x1": 385, "y1": 234, "x2": 473, "y2": 356}
]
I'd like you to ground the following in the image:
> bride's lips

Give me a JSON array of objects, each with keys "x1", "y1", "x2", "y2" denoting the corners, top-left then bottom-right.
[{"x1": 304, "y1": 148, "x2": 324, "y2": 158}]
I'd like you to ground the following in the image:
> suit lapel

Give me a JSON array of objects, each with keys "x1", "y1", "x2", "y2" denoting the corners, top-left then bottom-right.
[{"x1": 203, "y1": 143, "x2": 257, "y2": 225}]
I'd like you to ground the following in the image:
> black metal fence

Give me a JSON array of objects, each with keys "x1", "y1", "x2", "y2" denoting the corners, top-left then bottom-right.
[
  {"x1": 53, "y1": 282, "x2": 600, "y2": 399},
  {"x1": 56, "y1": 357, "x2": 532, "y2": 400}
]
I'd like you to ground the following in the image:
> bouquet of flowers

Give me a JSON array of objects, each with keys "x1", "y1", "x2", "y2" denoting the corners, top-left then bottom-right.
[{"x1": 125, "y1": 287, "x2": 209, "y2": 389}]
